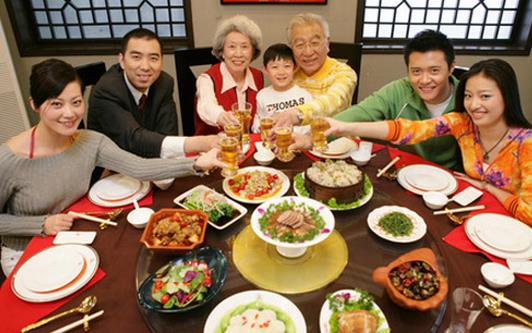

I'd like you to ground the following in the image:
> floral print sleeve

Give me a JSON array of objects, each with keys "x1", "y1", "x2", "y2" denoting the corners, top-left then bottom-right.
[{"x1": 504, "y1": 133, "x2": 532, "y2": 224}]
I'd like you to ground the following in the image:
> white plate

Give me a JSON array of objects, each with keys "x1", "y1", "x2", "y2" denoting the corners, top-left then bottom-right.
[
  {"x1": 309, "y1": 138, "x2": 357, "y2": 160},
  {"x1": 474, "y1": 217, "x2": 531, "y2": 252},
  {"x1": 483, "y1": 324, "x2": 532, "y2": 333},
  {"x1": 250, "y1": 196, "x2": 335, "y2": 249},
  {"x1": 90, "y1": 173, "x2": 142, "y2": 201},
  {"x1": 89, "y1": 176, "x2": 151, "y2": 208},
  {"x1": 18, "y1": 247, "x2": 84, "y2": 293},
  {"x1": 293, "y1": 172, "x2": 373, "y2": 211},
  {"x1": 319, "y1": 289, "x2": 390, "y2": 333},
  {"x1": 12, "y1": 245, "x2": 99, "y2": 302},
  {"x1": 174, "y1": 185, "x2": 248, "y2": 230},
  {"x1": 222, "y1": 166, "x2": 290, "y2": 204},
  {"x1": 405, "y1": 171, "x2": 448, "y2": 191},
  {"x1": 465, "y1": 214, "x2": 532, "y2": 260},
  {"x1": 203, "y1": 290, "x2": 306, "y2": 333},
  {"x1": 397, "y1": 164, "x2": 458, "y2": 196},
  {"x1": 367, "y1": 205, "x2": 427, "y2": 243}
]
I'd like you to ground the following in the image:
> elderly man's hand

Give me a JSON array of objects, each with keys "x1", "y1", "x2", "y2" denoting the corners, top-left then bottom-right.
[
  {"x1": 272, "y1": 109, "x2": 300, "y2": 128},
  {"x1": 216, "y1": 112, "x2": 239, "y2": 128}
]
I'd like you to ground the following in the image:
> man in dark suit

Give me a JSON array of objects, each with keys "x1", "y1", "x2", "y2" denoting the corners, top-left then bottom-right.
[{"x1": 88, "y1": 28, "x2": 217, "y2": 160}]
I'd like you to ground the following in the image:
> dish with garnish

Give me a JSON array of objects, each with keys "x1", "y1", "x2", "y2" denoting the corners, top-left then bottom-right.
[
  {"x1": 174, "y1": 185, "x2": 247, "y2": 230},
  {"x1": 140, "y1": 209, "x2": 208, "y2": 252},
  {"x1": 367, "y1": 206, "x2": 427, "y2": 243},
  {"x1": 250, "y1": 196, "x2": 334, "y2": 257},
  {"x1": 293, "y1": 160, "x2": 373, "y2": 211},
  {"x1": 137, "y1": 247, "x2": 227, "y2": 313},
  {"x1": 203, "y1": 290, "x2": 306, "y2": 333},
  {"x1": 319, "y1": 289, "x2": 390, "y2": 333},
  {"x1": 222, "y1": 166, "x2": 290, "y2": 204}
]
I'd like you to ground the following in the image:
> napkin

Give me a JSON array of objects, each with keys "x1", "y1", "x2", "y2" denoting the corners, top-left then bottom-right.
[
  {"x1": 238, "y1": 133, "x2": 260, "y2": 165},
  {"x1": 67, "y1": 191, "x2": 153, "y2": 213},
  {"x1": 0, "y1": 236, "x2": 106, "y2": 333}
]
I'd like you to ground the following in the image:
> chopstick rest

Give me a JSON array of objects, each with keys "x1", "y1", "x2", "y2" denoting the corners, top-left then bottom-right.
[
  {"x1": 377, "y1": 156, "x2": 401, "y2": 178},
  {"x1": 433, "y1": 205, "x2": 485, "y2": 216},
  {"x1": 68, "y1": 211, "x2": 118, "y2": 227}
]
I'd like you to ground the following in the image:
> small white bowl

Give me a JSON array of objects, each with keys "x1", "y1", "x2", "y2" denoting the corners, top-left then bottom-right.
[
  {"x1": 422, "y1": 191, "x2": 448, "y2": 210},
  {"x1": 127, "y1": 207, "x2": 154, "y2": 229},
  {"x1": 481, "y1": 262, "x2": 515, "y2": 289},
  {"x1": 349, "y1": 151, "x2": 370, "y2": 166},
  {"x1": 254, "y1": 151, "x2": 275, "y2": 166}
]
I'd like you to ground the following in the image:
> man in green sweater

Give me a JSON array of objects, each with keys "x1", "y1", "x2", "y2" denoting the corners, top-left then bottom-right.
[{"x1": 335, "y1": 30, "x2": 461, "y2": 170}]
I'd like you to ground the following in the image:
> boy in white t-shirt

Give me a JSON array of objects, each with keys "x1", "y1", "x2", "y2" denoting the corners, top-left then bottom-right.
[{"x1": 252, "y1": 43, "x2": 312, "y2": 133}]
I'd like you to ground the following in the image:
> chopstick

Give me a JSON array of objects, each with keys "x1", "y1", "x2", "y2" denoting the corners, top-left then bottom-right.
[
  {"x1": 376, "y1": 156, "x2": 401, "y2": 178},
  {"x1": 68, "y1": 211, "x2": 118, "y2": 227},
  {"x1": 479, "y1": 285, "x2": 532, "y2": 318},
  {"x1": 433, "y1": 205, "x2": 485, "y2": 215},
  {"x1": 50, "y1": 310, "x2": 104, "y2": 333}
]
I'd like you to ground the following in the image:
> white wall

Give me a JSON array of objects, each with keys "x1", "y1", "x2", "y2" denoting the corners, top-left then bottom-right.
[{"x1": 1, "y1": 0, "x2": 531, "y2": 129}]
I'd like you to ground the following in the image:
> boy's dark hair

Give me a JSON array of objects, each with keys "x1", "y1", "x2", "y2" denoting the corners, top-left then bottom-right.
[
  {"x1": 120, "y1": 28, "x2": 162, "y2": 55},
  {"x1": 403, "y1": 30, "x2": 455, "y2": 68},
  {"x1": 30, "y1": 58, "x2": 84, "y2": 108},
  {"x1": 263, "y1": 43, "x2": 295, "y2": 67},
  {"x1": 455, "y1": 58, "x2": 531, "y2": 128}
]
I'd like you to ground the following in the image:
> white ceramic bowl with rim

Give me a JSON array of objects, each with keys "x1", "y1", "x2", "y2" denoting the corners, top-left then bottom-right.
[
  {"x1": 422, "y1": 191, "x2": 448, "y2": 210},
  {"x1": 127, "y1": 207, "x2": 154, "y2": 229},
  {"x1": 253, "y1": 150, "x2": 275, "y2": 166},
  {"x1": 480, "y1": 262, "x2": 515, "y2": 288}
]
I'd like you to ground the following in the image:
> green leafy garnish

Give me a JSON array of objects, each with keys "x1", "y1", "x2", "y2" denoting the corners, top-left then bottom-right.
[
  {"x1": 183, "y1": 188, "x2": 234, "y2": 223},
  {"x1": 378, "y1": 212, "x2": 413, "y2": 237}
]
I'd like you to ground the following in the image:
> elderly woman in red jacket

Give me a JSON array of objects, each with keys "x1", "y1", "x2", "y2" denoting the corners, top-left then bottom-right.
[{"x1": 195, "y1": 15, "x2": 264, "y2": 135}]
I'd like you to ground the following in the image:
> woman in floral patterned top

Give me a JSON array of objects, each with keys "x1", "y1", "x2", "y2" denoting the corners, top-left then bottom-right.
[{"x1": 293, "y1": 59, "x2": 531, "y2": 224}]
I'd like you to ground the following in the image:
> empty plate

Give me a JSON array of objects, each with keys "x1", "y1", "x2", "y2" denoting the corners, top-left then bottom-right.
[
  {"x1": 91, "y1": 174, "x2": 142, "y2": 201},
  {"x1": 397, "y1": 164, "x2": 458, "y2": 196},
  {"x1": 473, "y1": 215, "x2": 531, "y2": 253}
]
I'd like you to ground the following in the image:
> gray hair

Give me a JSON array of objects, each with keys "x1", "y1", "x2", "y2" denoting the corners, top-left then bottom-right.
[
  {"x1": 211, "y1": 15, "x2": 263, "y2": 61},
  {"x1": 286, "y1": 13, "x2": 330, "y2": 43}
]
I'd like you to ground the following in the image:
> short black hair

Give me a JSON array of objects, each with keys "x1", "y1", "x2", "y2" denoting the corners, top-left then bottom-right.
[
  {"x1": 404, "y1": 30, "x2": 455, "y2": 68},
  {"x1": 30, "y1": 58, "x2": 84, "y2": 108},
  {"x1": 263, "y1": 43, "x2": 295, "y2": 67},
  {"x1": 455, "y1": 59, "x2": 531, "y2": 128},
  {"x1": 120, "y1": 28, "x2": 162, "y2": 55}
]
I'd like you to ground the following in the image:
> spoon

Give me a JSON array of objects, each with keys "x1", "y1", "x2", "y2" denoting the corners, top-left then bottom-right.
[
  {"x1": 20, "y1": 295, "x2": 98, "y2": 332},
  {"x1": 483, "y1": 295, "x2": 532, "y2": 327}
]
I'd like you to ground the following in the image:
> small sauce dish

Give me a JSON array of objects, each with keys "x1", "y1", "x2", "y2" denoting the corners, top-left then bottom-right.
[
  {"x1": 254, "y1": 150, "x2": 275, "y2": 166},
  {"x1": 422, "y1": 191, "x2": 448, "y2": 210},
  {"x1": 481, "y1": 262, "x2": 515, "y2": 289},
  {"x1": 127, "y1": 207, "x2": 155, "y2": 229},
  {"x1": 349, "y1": 150, "x2": 370, "y2": 166}
]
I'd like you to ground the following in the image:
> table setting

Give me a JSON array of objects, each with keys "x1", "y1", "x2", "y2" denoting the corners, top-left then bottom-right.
[{"x1": 1, "y1": 132, "x2": 531, "y2": 333}]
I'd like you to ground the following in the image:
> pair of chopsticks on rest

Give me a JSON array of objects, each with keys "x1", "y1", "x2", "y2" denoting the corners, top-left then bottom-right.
[
  {"x1": 479, "y1": 284, "x2": 532, "y2": 318},
  {"x1": 49, "y1": 310, "x2": 104, "y2": 333},
  {"x1": 67, "y1": 211, "x2": 117, "y2": 227}
]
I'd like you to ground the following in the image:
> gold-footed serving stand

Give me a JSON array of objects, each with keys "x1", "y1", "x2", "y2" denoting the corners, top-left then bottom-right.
[{"x1": 233, "y1": 226, "x2": 348, "y2": 294}]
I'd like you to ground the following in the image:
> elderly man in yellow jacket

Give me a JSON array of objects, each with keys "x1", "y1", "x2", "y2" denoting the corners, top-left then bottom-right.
[{"x1": 272, "y1": 13, "x2": 358, "y2": 127}]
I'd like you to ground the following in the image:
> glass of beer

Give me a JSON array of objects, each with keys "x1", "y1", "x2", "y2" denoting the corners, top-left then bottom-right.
[
  {"x1": 311, "y1": 114, "x2": 330, "y2": 152},
  {"x1": 220, "y1": 136, "x2": 239, "y2": 177},
  {"x1": 224, "y1": 123, "x2": 243, "y2": 150},
  {"x1": 260, "y1": 117, "x2": 274, "y2": 149},
  {"x1": 232, "y1": 102, "x2": 252, "y2": 145},
  {"x1": 274, "y1": 126, "x2": 295, "y2": 162}
]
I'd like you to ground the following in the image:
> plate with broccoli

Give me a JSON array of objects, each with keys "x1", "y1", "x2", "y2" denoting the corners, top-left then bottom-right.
[{"x1": 174, "y1": 185, "x2": 247, "y2": 230}]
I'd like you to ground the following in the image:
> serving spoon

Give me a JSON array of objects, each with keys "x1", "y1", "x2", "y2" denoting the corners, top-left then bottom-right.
[
  {"x1": 483, "y1": 295, "x2": 532, "y2": 327},
  {"x1": 20, "y1": 295, "x2": 97, "y2": 332}
]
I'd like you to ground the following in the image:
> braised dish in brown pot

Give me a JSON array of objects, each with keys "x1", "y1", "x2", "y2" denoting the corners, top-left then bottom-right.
[
  {"x1": 140, "y1": 209, "x2": 208, "y2": 252},
  {"x1": 372, "y1": 248, "x2": 448, "y2": 311}
]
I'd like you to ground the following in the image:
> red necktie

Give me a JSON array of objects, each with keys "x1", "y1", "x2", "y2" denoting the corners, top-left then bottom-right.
[{"x1": 138, "y1": 94, "x2": 147, "y2": 113}]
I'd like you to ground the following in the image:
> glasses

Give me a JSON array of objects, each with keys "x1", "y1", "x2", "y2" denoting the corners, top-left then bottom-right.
[
  {"x1": 259, "y1": 117, "x2": 274, "y2": 149},
  {"x1": 232, "y1": 102, "x2": 252, "y2": 145},
  {"x1": 219, "y1": 137, "x2": 239, "y2": 178},
  {"x1": 292, "y1": 38, "x2": 324, "y2": 52},
  {"x1": 310, "y1": 111, "x2": 329, "y2": 152},
  {"x1": 274, "y1": 126, "x2": 295, "y2": 162}
]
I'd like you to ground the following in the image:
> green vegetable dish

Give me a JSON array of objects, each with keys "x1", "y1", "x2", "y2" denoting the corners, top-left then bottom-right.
[
  {"x1": 151, "y1": 260, "x2": 212, "y2": 309},
  {"x1": 258, "y1": 200, "x2": 326, "y2": 243},
  {"x1": 327, "y1": 289, "x2": 390, "y2": 333},
  {"x1": 215, "y1": 301, "x2": 295, "y2": 333},
  {"x1": 378, "y1": 212, "x2": 414, "y2": 237},
  {"x1": 182, "y1": 189, "x2": 235, "y2": 226},
  {"x1": 294, "y1": 173, "x2": 372, "y2": 209}
]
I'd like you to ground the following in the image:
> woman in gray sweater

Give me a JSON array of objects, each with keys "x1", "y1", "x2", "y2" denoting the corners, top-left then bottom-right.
[{"x1": 0, "y1": 59, "x2": 224, "y2": 275}]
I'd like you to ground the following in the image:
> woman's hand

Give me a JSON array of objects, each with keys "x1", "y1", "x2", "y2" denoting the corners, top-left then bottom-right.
[
  {"x1": 216, "y1": 112, "x2": 239, "y2": 128},
  {"x1": 323, "y1": 117, "x2": 355, "y2": 137},
  {"x1": 43, "y1": 214, "x2": 74, "y2": 235},
  {"x1": 194, "y1": 148, "x2": 227, "y2": 172},
  {"x1": 454, "y1": 172, "x2": 486, "y2": 190}
]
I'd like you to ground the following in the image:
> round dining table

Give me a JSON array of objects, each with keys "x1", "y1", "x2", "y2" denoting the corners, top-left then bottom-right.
[{"x1": 27, "y1": 148, "x2": 531, "y2": 333}]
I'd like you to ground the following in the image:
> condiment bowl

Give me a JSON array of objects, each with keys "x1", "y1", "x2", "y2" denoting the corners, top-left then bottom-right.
[
  {"x1": 350, "y1": 150, "x2": 370, "y2": 166},
  {"x1": 127, "y1": 207, "x2": 154, "y2": 229},
  {"x1": 254, "y1": 151, "x2": 275, "y2": 166},
  {"x1": 422, "y1": 191, "x2": 448, "y2": 210},
  {"x1": 481, "y1": 262, "x2": 515, "y2": 289}
]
